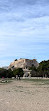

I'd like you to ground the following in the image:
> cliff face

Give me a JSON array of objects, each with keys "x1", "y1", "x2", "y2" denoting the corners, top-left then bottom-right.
[{"x1": 8, "y1": 58, "x2": 39, "y2": 69}]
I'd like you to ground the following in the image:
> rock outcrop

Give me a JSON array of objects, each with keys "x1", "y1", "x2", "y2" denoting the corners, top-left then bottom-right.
[{"x1": 8, "y1": 58, "x2": 39, "y2": 69}]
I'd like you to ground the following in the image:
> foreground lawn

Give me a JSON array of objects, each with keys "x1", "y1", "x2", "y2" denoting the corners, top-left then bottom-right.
[
  {"x1": 0, "y1": 77, "x2": 49, "y2": 85},
  {"x1": 22, "y1": 78, "x2": 49, "y2": 85}
]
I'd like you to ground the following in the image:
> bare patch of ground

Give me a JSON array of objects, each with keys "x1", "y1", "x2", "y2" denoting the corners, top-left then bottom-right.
[{"x1": 0, "y1": 79, "x2": 49, "y2": 111}]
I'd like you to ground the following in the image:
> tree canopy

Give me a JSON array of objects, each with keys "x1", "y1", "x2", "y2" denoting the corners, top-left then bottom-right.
[{"x1": 13, "y1": 68, "x2": 24, "y2": 77}]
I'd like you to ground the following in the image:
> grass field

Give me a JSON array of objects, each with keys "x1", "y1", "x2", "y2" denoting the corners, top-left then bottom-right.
[
  {"x1": 0, "y1": 77, "x2": 49, "y2": 85},
  {"x1": 22, "y1": 78, "x2": 49, "y2": 85}
]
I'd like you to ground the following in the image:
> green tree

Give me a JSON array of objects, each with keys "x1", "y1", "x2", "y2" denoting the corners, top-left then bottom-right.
[
  {"x1": 7, "y1": 69, "x2": 13, "y2": 78},
  {"x1": 37, "y1": 60, "x2": 49, "y2": 77},
  {"x1": 0, "y1": 68, "x2": 7, "y2": 78},
  {"x1": 29, "y1": 65, "x2": 37, "y2": 77},
  {"x1": 13, "y1": 68, "x2": 24, "y2": 77}
]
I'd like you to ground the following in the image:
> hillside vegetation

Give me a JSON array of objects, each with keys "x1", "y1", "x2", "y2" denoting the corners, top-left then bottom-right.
[{"x1": 30, "y1": 60, "x2": 49, "y2": 77}]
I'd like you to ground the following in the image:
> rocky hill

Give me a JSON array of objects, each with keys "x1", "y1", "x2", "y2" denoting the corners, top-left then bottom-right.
[{"x1": 8, "y1": 58, "x2": 39, "y2": 70}]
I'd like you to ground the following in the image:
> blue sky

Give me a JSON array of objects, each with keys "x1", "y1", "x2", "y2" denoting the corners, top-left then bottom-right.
[{"x1": 0, "y1": 0, "x2": 49, "y2": 67}]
